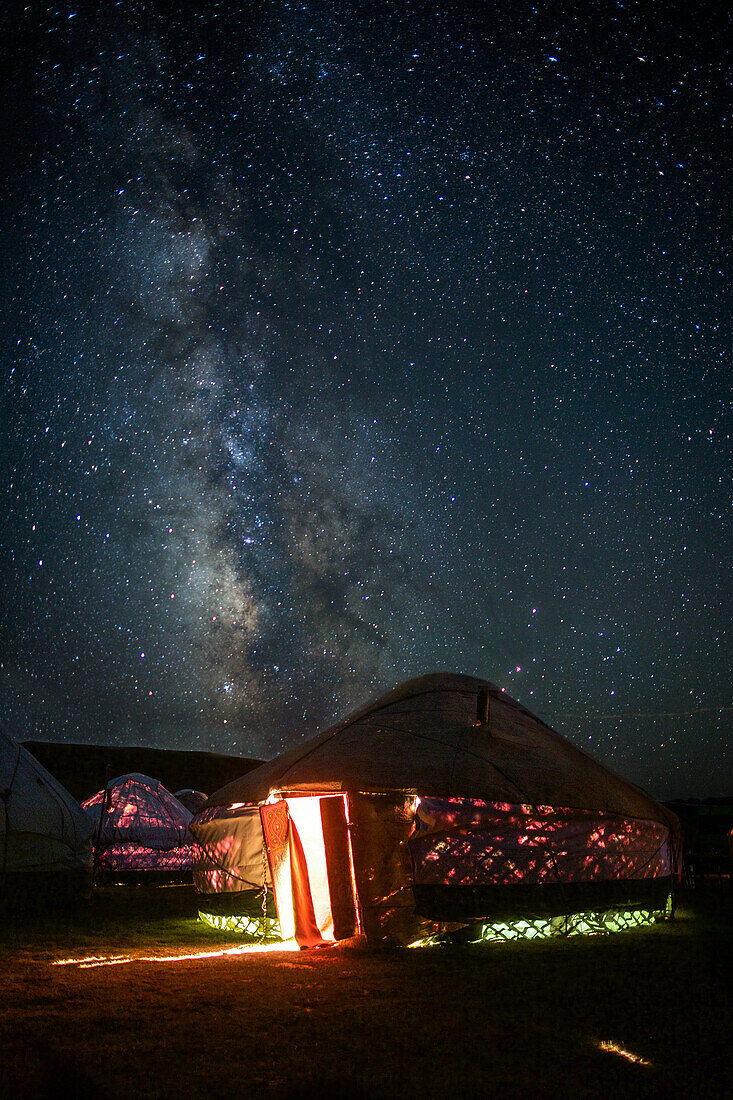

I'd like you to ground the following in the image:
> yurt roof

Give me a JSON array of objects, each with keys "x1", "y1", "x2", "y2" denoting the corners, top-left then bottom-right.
[{"x1": 207, "y1": 673, "x2": 672, "y2": 824}]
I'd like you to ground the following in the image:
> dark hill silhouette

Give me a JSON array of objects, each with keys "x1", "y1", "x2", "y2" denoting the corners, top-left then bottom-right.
[{"x1": 22, "y1": 741, "x2": 263, "y2": 803}]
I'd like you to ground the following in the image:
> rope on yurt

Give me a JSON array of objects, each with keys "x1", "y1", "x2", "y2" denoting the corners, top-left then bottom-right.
[
  {"x1": 616, "y1": 826, "x2": 676, "y2": 916},
  {"x1": 154, "y1": 777, "x2": 193, "y2": 840},
  {"x1": 475, "y1": 687, "x2": 578, "y2": 929},
  {"x1": 193, "y1": 836, "x2": 279, "y2": 939},
  {"x1": 621, "y1": 827, "x2": 671, "y2": 880},
  {"x1": 194, "y1": 838, "x2": 264, "y2": 889},
  {"x1": 449, "y1": 686, "x2": 572, "y2": 929},
  {"x1": 258, "y1": 841, "x2": 270, "y2": 943}
]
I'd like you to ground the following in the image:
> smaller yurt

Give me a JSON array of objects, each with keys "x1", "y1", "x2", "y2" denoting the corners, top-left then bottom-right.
[
  {"x1": 0, "y1": 726, "x2": 93, "y2": 908},
  {"x1": 83, "y1": 773, "x2": 195, "y2": 883},
  {"x1": 175, "y1": 789, "x2": 209, "y2": 814}
]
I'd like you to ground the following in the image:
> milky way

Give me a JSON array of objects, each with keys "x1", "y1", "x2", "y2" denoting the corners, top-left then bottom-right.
[{"x1": 1, "y1": 2, "x2": 729, "y2": 797}]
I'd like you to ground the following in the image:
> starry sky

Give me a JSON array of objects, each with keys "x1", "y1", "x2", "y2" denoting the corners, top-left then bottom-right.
[{"x1": 2, "y1": 0, "x2": 730, "y2": 799}]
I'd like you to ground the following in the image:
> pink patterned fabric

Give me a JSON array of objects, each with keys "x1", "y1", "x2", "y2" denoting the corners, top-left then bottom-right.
[
  {"x1": 410, "y1": 797, "x2": 673, "y2": 886},
  {"x1": 97, "y1": 843, "x2": 196, "y2": 872}
]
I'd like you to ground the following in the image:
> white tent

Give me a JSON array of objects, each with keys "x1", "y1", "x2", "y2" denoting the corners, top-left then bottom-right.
[{"x1": 0, "y1": 726, "x2": 93, "y2": 906}]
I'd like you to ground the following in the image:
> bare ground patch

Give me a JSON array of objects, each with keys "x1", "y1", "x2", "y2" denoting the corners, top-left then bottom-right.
[{"x1": 1, "y1": 887, "x2": 731, "y2": 1099}]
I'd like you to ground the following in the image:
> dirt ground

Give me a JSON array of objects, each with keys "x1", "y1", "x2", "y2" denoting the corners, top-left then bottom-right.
[{"x1": 1, "y1": 886, "x2": 731, "y2": 1100}]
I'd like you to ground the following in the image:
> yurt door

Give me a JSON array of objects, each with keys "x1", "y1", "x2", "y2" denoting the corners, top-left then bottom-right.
[
  {"x1": 319, "y1": 794, "x2": 360, "y2": 941},
  {"x1": 262, "y1": 795, "x2": 360, "y2": 947}
]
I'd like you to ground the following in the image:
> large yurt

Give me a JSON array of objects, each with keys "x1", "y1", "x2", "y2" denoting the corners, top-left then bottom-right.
[
  {"x1": 83, "y1": 773, "x2": 195, "y2": 883},
  {"x1": 0, "y1": 726, "x2": 93, "y2": 908},
  {"x1": 191, "y1": 673, "x2": 680, "y2": 946}
]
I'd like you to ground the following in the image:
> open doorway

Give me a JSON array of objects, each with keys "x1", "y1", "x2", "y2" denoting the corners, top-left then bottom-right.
[{"x1": 261, "y1": 794, "x2": 360, "y2": 947}]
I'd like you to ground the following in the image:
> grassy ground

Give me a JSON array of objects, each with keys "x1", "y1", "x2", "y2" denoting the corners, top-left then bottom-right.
[{"x1": 1, "y1": 886, "x2": 730, "y2": 1100}]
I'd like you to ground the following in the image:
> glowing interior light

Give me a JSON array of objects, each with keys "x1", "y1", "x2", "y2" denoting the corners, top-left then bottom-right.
[
  {"x1": 408, "y1": 903, "x2": 665, "y2": 948},
  {"x1": 286, "y1": 796, "x2": 335, "y2": 941},
  {"x1": 596, "y1": 1040, "x2": 651, "y2": 1066},
  {"x1": 198, "y1": 910, "x2": 282, "y2": 939},
  {"x1": 474, "y1": 907, "x2": 658, "y2": 942}
]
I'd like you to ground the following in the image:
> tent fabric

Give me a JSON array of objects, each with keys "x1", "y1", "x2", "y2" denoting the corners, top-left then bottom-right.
[
  {"x1": 195, "y1": 673, "x2": 679, "y2": 945},
  {"x1": 93, "y1": 844, "x2": 194, "y2": 873},
  {"x1": 410, "y1": 797, "x2": 673, "y2": 886},
  {"x1": 192, "y1": 804, "x2": 266, "y2": 894},
  {"x1": 207, "y1": 673, "x2": 678, "y2": 831},
  {"x1": 83, "y1": 773, "x2": 195, "y2": 873},
  {"x1": 0, "y1": 726, "x2": 93, "y2": 884}
]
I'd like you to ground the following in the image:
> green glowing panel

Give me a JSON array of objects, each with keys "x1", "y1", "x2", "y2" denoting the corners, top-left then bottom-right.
[
  {"x1": 199, "y1": 910, "x2": 282, "y2": 940},
  {"x1": 473, "y1": 905, "x2": 662, "y2": 942},
  {"x1": 410, "y1": 896, "x2": 671, "y2": 947}
]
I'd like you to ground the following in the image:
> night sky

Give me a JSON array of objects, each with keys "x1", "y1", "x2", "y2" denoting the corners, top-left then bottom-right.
[{"x1": 2, "y1": 1, "x2": 730, "y2": 799}]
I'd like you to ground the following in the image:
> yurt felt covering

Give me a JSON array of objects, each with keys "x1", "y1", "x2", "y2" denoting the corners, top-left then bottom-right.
[
  {"x1": 1, "y1": 727, "x2": 93, "y2": 900},
  {"x1": 192, "y1": 674, "x2": 680, "y2": 945}
]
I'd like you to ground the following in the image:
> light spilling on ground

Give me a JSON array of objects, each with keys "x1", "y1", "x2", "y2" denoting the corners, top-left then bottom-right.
[
  {"x1": 53, "y1": 941, "x2": 299, "y2": 968},
  {"x1": 596, "y1": 1040, "x2": 652, "y2": 1066}
]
